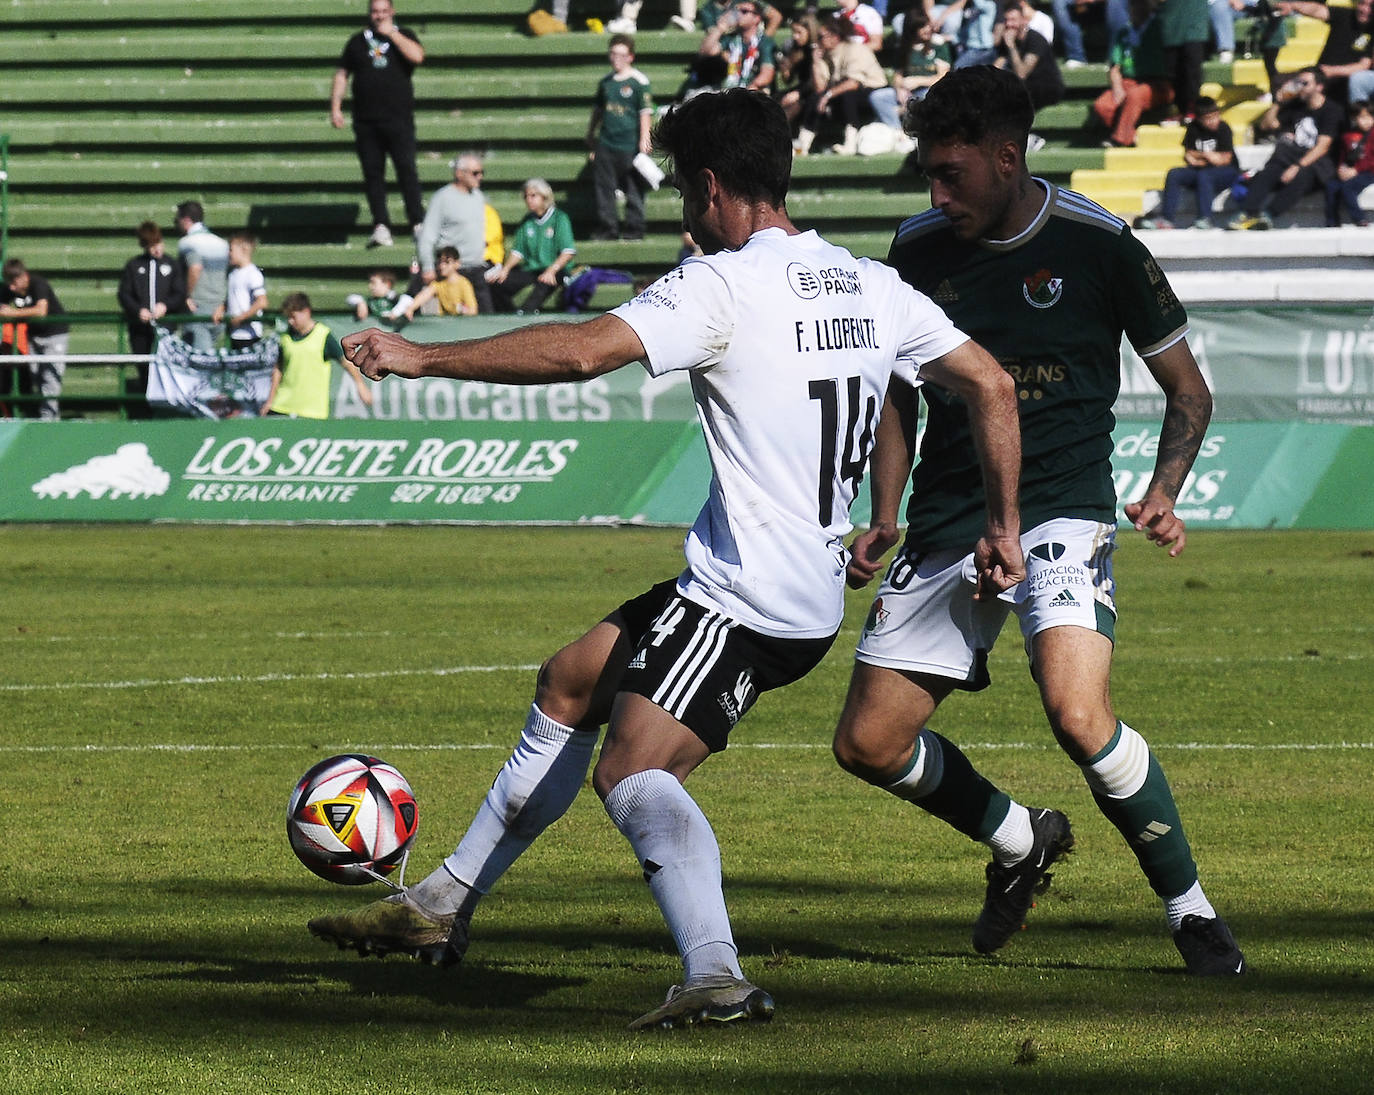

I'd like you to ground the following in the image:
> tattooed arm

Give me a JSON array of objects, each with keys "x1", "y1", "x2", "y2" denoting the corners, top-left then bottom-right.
[{"x1": 1128, "y1": 338, "x2": 1214, "y2": 557}]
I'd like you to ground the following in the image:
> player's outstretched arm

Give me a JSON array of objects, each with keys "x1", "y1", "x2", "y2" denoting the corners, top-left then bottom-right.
[
  {"x1": 1128, "y1": 338, "x2": 1214, "y2": 557},
  {"x1": 342, "y1": 314, "x2": 647, "y2": 386},
  {"x1": 921, "y1": 339, "x2": 1024, "y2": 598},
  {"x1": 847, "y1": 383, "x2": 918, "y2": 588}
]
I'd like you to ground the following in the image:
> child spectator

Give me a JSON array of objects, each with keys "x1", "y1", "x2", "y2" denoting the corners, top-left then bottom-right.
[
  {"x1": 488, "y1": 179, "x2": 577, "y2": 314},
  {"x1": 348, "y1": 270, "x2": 404, "y2": 321},
  {"x1": 262, "y1": 292, "x2": 373, "y2": 419},
  {"x1": 214, "y1": 233, "x2": 268, "y2": 349},
  {"x1": 1326, "y1": 99, "x2": 1374, "y2": 226},
  {"x1": 116, "y1": 220, "x2": 186, "y2": 357},
  {"x1": 404, "y1": 246, "x2": 477, "y2": 319},
  {"x1": 1142, "y1": 96, "x2": 1239, "y2": 228},
  {"x1": 0, "y1": 258, "x2": 69, "y2": 420},
  {"x1": 586, "y1": 34, "x2": 653, "y2": 241}
]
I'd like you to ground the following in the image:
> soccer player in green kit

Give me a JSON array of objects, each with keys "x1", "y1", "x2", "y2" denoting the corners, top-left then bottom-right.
[{"x1": 833, "y1": 65, "x2": 1246, "y2": 976}]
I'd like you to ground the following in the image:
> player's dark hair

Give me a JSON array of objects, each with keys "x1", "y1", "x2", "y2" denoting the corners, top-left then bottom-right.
[
  {"x1": 2, "y1": 258, "x2": 27, "y2": 283},
  {"x1": 1194, "y1": 96, "x2": 1220, "y2": 115},
  {"x1": 435, "y1": 245, "x2": 460, "y2": 264},
  {"x1": 652, "y1": 88, "x2": 792, "y2": 208},
  {"x1": 905, "y1": 65, "x2": 1035, "y2": 151},
  {"x1": 280, "y1": 291, "x2": 311, "y2": 314},
  {"x1": 175, "y1": 200, "x2": 204, "y2": 223}
]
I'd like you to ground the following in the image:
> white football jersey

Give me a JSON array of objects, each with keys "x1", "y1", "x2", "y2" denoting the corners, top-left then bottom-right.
[{"x1": 612, "y1": 228, "x2": 969, "y2": 638}]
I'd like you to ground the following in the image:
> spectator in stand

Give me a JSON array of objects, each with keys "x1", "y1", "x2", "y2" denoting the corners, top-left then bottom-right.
[
  {"x1": 1052, "y1": 0, "x2": 1131, "y2": 65},
  {"x1": 1291, "y1": 0, "x2": 1374, "y2": 107},
  {"x1": 837, "y1": 0, "x2": 887, "y2": 47},
  {"x1": 0, "y1": 258, "x2": 69, "y2": 421},
  {"x1": 174, "y1": 200, "x2": 229, "y2": 353},
  {"x1": 586, "y1": 34, "x2": 654, "y2": 241},
  {"x1": 1140, "y1": 95, "x2": 1238, "y2": 227},
  {"x1": 1093, "y1": 0, "x2": 1174, "y2": 147},
  {"x1": 1326, "y1": 97, "x2": 1374, "y2": 224},
  {"x1": 1210, "y1": 0, "x2": 1287, "y2": 93},
  {"x1": 1228, "y1": 66, "x2": 1344, "y2": 228},
  {"x1": 404, "y1": 247, "x2": 478, "y2": 318},
  {"x1": 798, "y1": 15, "x2": 891, "y2": 155},
  {"x1": 348, "y1": 269, "x2": 405, "y2": 321},
  {"x1": 1158, "y1": 0, "x2": 1210, "y2": 122},
  {"x1": 775, "y1": 14, "x2": 825, "y2": 132},
  {"x1": 938, "y1": 0, "x2": 1001, "y2": 68},
  {"x1": 215, "y1": 233, "x2": 269, "y2": 350},
  {"x1": 489, "y1": 179, "x2": 578, "y2": 314},
  {"x1": 263, "y1": 292, "x2": 373, "y2": 419},
  {"x1": 484, "y1": 203, "x2": 506, "y2": 272},
  {"x1": 330, "y1": 0, "x2": 426, "y2": 251},
  {"x1": 994, "y1": 0, "x2": 1065, "y2": 112},
  {"x1": 116, "y1": 220, "x2": 187, "y2": 369},
  {"x1": 872, "y1": 8, "x2": 954, "y2": 120},
  {"x1": 417, "y1": 153, "x2": 496, "y2": 314},
  {"x1": 699, "y1": 2, "x2": 778, "y2": 90},
  {"x1": 697, "y1": 0, "x2": 785, "y2": 34},
  {"x1": 1014, "y1": 0, "x2": 1058, "y2": 44}
]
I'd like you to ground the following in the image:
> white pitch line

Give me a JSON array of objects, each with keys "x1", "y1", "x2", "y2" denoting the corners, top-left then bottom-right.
[
  {"x1": 1, "y1": 741, "x2": 1371, "y2": 755},
  {"x1": 0, "y1": 663, "x2": 540, "y2": 694}
]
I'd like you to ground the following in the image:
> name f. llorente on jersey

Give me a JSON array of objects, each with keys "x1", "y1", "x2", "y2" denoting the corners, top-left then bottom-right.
[{"x1": 796, "y1": 316, "x2": 881, "y2": 352}]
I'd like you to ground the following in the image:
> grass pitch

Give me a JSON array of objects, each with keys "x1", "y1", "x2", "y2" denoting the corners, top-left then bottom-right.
[{"x1": 2, "y1": 524, "x2": 1372, "y2": 1094}]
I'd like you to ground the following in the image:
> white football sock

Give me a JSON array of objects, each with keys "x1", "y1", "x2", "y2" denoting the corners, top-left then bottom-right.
[
  {"x1": 1163, "y1": 880, "x2": 1217, "y2": 931},
  {"x1": 416, "y1": 704, "x2": 596, "y2": 916},
  {"x1": 605, "y1": 769, "x2": 743, "y2": 983},
  {"x1": 986, "y1": 802, "x2": 1034, "y2": 865}
]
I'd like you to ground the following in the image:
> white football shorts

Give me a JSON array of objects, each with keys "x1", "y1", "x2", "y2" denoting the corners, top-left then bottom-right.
[{"x1": 854, "y1": 518, "x2": 1117, "y2": 689}]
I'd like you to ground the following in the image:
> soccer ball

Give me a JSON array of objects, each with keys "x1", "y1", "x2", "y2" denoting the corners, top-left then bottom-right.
[{"x1": 287, "y1": 754, "x2": 418, "y2": 885}]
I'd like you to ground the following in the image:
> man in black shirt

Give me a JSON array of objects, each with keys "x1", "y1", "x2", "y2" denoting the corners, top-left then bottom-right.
[
  {"x1": 1228, "y1": 65, "x2": 1344, "y2": 229},
  {"x1": 330, "y1": 0, "x2": 427, "y2": 249}
]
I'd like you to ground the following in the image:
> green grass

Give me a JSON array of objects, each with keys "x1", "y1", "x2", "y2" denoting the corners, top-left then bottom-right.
[{"x1": 2, "y1": 525, "x2": 1372, "y2": 1093}]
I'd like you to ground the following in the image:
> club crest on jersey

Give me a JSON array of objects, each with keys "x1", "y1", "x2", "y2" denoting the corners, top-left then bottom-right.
[
  {"x1": 787, "y1": 262, "x2": 822, "y2": 299},
  {"x1": 1022, "y1": 269, "x2": 1063, "y2": 309},
  {"x1": 864, "y1": 597, "x2": 889, "y2": 634}
]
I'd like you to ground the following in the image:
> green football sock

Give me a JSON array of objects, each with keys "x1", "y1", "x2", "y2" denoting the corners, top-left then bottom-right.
[
  {"x1": 1081, "y1": 721, "x2": 1198, "y2": 899},
  {"x1": 884, "y1": 728, "x2": 1012, "y2": 842}
]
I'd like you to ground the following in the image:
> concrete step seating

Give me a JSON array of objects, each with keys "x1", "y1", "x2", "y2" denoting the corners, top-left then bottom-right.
[{"x1": 0, "y1": 0, "x2": 1366, "y2": 329}]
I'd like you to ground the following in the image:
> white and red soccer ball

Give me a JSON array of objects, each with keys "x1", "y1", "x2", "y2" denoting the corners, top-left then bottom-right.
[{"x1": 287, "y1": 754, "x2": 418, "y2": 885}]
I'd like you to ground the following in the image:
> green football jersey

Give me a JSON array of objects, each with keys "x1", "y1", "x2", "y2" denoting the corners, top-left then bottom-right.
[{"x1": 887, "y1": 182, "x2": 1188, "y2": 552}]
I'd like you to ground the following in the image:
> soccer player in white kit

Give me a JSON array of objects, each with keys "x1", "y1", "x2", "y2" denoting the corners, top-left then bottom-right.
[{"x1": 311, "y1": 88, "x2": 1025, "y2": 1030}]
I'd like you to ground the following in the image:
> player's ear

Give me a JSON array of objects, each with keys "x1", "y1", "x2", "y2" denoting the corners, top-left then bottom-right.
[
  {"x1": 995, "y1": 139, "x2": 1022, "y2": 177},
  {"x1": 697, "y1": 167, "x2": 723, "y2": 207}
]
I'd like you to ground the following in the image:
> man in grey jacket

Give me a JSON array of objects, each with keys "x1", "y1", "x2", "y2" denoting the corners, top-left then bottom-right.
[{"x1": 416, "y1": 152, "x2": 494, "y2": 313}]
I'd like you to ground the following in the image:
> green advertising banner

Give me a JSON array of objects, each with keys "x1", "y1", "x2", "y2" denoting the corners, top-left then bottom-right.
[
  {"x1": 3, "y1": 416, "x2": 1367, "y2": 528},
  {"x1": 327, "y1": 308, "x2": 1374, "y2": 426},
  {"x1": 1, "y1": 307, "x2": 1372, "y2": 527},
  {"x1": 0, "y1": 418, "x2": 700, "y2": 524}
]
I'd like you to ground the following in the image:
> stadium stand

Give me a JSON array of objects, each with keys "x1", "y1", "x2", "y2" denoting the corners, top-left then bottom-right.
[
  {"x1": 1, "y1": 0, "x2": 1370, "y2": 364},
  {"x1": 0, "y1": 0, "x2": 1138, "y2": 338}
]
